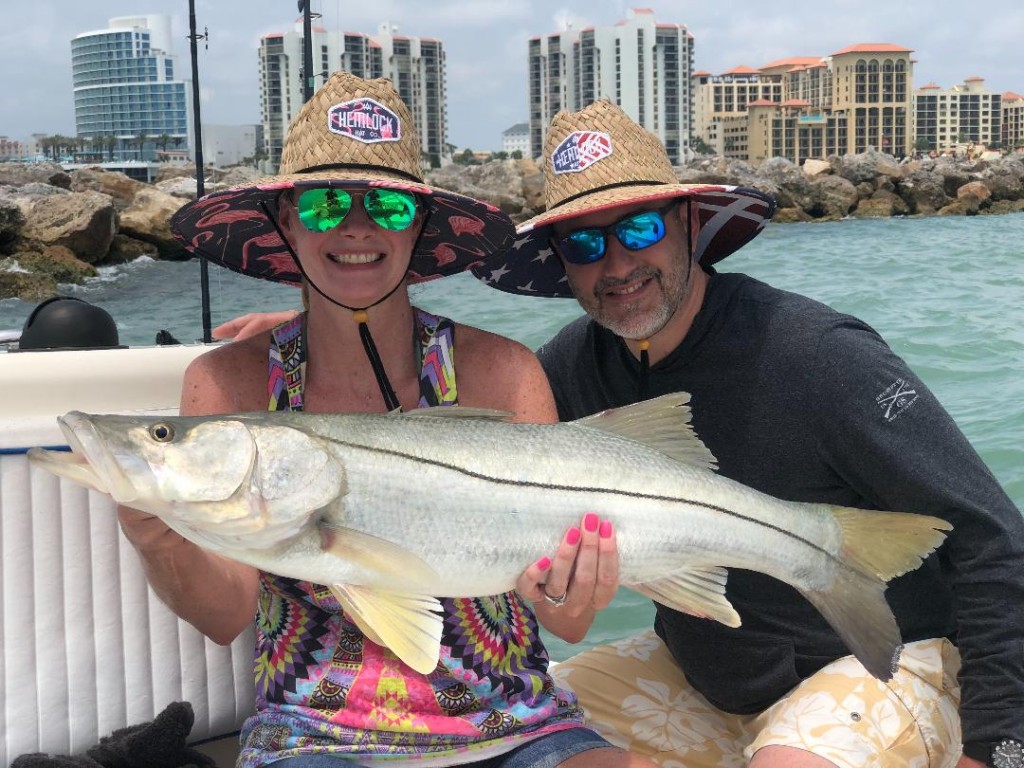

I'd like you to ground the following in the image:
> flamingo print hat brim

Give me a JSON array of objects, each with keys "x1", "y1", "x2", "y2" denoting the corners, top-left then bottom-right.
[{"x1": 171, "y1": 72, "x2": 515, "y2": 286}]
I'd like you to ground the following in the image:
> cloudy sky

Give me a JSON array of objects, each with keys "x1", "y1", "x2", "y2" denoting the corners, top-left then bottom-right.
[{"x1": 3, "y1": 0, "x2": 1021, "y2": 150}]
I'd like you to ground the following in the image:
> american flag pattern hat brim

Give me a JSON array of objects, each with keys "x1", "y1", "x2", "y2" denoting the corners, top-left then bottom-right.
[{"x1": 472, "y1": 100, "x2": 776, "y2": 299}]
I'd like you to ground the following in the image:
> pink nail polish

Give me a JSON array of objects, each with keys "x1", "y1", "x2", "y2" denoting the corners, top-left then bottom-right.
[
  {"x1": 536, "y1": 556, "x2": 551, "y2": 571},
  {"x1": 599, "y1": 520, "x2": 613, "y2": 539},
  {"x1": 584, "y1": 513, "x2": 599, "y2": 532},
  {"x1": 566, "y1": 527, "x2": 581, "y2": 545}
]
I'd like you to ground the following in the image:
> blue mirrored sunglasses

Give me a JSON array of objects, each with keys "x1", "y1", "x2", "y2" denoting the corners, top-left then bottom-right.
[{"x1": 553, "y1": 201, "x2": 680, "y2": 265}]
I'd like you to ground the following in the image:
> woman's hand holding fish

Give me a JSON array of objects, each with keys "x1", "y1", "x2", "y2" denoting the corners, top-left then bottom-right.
[
  {"x1": 116, "y1": 503, "x2": 261, "y2": 645},
  {"x1": 516, "y1": 512, "x2": 619, "y2": 643}
]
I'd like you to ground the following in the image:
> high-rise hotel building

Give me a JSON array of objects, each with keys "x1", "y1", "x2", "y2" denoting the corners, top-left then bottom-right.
[
  {"x1": 71, "y1": 15, "x2": 190, "y2": 162},
  {"x1": 914, "y1": 77, "x2": 1003, "y2": 151},
  {"x1": 527, "y1": 8, "x2": 694, "y2": 163},
  {"x1": 1004, "y1": 92, "x2": 1024, "y2": 151},
  {"x1": 259, "y1": 20, "x2": 447, "y2": 168},
  {"x1": 693, "y1": 43, "x2": 915, "y2": 164}
]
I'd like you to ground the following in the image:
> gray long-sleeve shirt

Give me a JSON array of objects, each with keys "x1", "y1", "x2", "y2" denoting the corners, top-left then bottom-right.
[{"x1": 537, "y1": 270, "x2": 1024, "y2": 744}]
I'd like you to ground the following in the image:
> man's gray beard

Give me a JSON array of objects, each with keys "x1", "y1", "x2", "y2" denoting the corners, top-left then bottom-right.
[{"x1": 574, "y1": 265, "x2": 688, "y2": 341}]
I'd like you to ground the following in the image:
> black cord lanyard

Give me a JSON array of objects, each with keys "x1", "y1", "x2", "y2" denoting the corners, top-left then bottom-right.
[{"x1": 261, "y1": 199, "x2": 412, "y2": 412}]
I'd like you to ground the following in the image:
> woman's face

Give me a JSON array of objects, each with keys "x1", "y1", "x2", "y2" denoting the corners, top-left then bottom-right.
[{"x1": 278, "y1": 186, "x2": 424, "y2": 309}]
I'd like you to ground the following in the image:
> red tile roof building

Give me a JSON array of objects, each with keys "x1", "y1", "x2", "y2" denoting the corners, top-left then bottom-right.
[{"x1": 693, "y1": 43, "x2": 916, "y2": 163}]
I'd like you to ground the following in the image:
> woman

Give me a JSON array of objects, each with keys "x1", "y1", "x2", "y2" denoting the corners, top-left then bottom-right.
[{"x1": 118, "y1": 73, "x2": 649, "y2": 768}]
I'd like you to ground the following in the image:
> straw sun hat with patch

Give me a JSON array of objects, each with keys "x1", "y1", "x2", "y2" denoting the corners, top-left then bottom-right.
[
  {"x1": 473, "y1": 99, "x2": 777, "y2": 299},
  {"x1": 171, "y1": 71, "x2": 515, "y2": 286}
]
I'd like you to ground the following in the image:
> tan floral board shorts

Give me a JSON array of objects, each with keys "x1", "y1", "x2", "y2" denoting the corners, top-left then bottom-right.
[{"x1": 550, "y1": 631, "x2": 962, "y2": 768}]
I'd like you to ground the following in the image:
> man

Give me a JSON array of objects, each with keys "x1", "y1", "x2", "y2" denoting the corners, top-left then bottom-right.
[{"x1": 474, "y1": 100, "x2": 1024, "y2": 768}]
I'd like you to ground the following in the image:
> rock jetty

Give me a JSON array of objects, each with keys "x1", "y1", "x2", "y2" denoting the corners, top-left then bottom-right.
[{"x1": 1, "y1": 152, "x2": 1022, "y2": 301}]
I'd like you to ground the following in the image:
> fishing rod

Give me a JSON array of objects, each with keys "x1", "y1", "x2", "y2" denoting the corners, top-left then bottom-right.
[
  {"x1": 187, "y1": 0, "x2": 213, "y2": 343},
  {"x1": 299, "y1": 0, "x2": 315, "y2": 102}
]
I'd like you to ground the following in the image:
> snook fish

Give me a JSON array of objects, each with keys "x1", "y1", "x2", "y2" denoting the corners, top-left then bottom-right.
[{"x1": 29, "y1": 393, "x2": 951, "y2": 678}]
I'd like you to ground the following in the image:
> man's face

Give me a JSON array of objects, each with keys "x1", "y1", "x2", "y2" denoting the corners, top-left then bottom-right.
[{"x1": 551, "y1": 199, "x2": 696, "y2": 340}]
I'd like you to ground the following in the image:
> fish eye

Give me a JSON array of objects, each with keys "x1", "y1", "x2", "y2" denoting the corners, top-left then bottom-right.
[{"x1": 149, "y1": 423, "x2": 175, "y2": 442}]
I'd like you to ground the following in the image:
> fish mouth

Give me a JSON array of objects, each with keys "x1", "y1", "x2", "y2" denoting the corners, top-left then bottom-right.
[{"x1": 28, "y1": 412, "x2": 142, "y2": 504}]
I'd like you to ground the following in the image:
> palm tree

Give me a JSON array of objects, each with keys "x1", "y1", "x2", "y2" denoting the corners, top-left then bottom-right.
[
  {"x1": 135, "y1": 131, "x2": 149, "y2": 161},
  {"x1": 103, "y1": 135, "x2": 118, "y2": 162},
  {"x1": 155, "y1": 133, "x2": 172, "y2": 160}
]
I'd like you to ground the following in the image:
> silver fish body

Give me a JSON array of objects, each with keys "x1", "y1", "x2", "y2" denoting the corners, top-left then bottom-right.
[{"x1": 29, "y1": 394, "x2": 951, "y2": 677}]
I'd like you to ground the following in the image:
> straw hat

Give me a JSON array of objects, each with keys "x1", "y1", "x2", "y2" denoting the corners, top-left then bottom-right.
[
  {"x1": 171, "y1": 72, "x2": 515, "y2": 285},
  {"x1": 472, "y1": 100, "x2": 777, "y2": 298}
]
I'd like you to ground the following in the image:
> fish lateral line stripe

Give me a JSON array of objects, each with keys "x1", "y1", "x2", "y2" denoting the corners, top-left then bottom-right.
[{"x1": 334, "y1": 438, "x2": 832, "y2": 557}]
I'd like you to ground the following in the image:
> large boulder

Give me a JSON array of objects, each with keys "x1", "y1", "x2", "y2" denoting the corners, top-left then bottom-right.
[
  {"x1": 516, "y1": 159, "x2": 545, "y2": 214},
  {"x1": 802, "y1": 158, "x2": 832, "y2": 177},
  {"x1": 852, "y1": 189, "x2": 910, "y2": 218},
  {"x1": 118, "y1": 187, "x2": 189, "y2": 259},
  {"x1": 155, "y1": 163, "x2": 195, "y2": 183},
  {"x1": 808, "y1": 175, "x2": 860, "y2": 219},
  {"x1": 427, "y1": 160, "x2": 531, "y2": 220},
  {"x1": 19, "y1": 190, "x2": 116, "y2": 263},
  {"x1": 155, "y1": 177, "x2": 204, "y2": 199},
  {"x1": 13, "y1": 245, "x2": 97, "y2": 283},
  {"x1": 0, "y1": 196, "x2": 25, "y2": 252},
  {"x1": 895, "y1": 166, "x2": 950, "y2": 214},
  {"x1": 107, "y1": 233, "x2": 157, "y2": 263},
  {"x1": 0, "y1": 162, "x2": 71, "y2": 190},
  {"x1": 957, "y1": 180, "x2": 993, "y2": 205},
  {"x1": 837, "y1": 148, "x2": 903, "y2": 185},
  {"x1": 69, "y1": 168, "x2": 146, "y2": 211},
  {"x1": 977, "y1": 157, "x2": 1024, "y2": 201},
  {"x1": 0, "y1": 261, "x2": 57, "y2": 301},
  {"x1": 217, "y1": 166, "x2": 263, "y2": 186},
  {"x1": 153, "y1": 176, "x2": 229, "y2": 200},
  {"x1": 937, "y1": 197, "x2": 981, "y2": 216}
]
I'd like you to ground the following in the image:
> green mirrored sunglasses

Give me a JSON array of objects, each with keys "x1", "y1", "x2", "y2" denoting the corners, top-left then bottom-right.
[{"x1": 296, "y1": 187, "x2": 419, "y2": 233}]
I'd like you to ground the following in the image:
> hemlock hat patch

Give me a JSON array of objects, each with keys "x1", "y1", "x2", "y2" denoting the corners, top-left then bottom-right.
[
  {"x1": 552, "y1": 131, "x2": 613, "y2": 174},
  {"x1": 472, "y1": 99, "x2": 776, "y2": 299},
  {"x1": 327, "y1": 98, "x2": 401, "y2": 143},
  {"x1": 171, "y1": 72, "x2": 515, "y2": 285}
]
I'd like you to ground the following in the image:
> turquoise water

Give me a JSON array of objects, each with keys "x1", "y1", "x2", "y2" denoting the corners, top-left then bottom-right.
[{"x1": 3, "y1": 213, "x2": 1022, "y2": 659}]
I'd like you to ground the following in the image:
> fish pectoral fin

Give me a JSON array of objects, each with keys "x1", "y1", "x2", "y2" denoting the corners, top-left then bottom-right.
[
  {"x1": 330, "y1": 584, "x2": 444, "y2": 675},
  {"x1": 628, "y1": 566, "x2": 741, "y2": 627},
  {"x1": 572, "y1": 392, "x2": 718, "y2": 471},
  {"x1": 318, "y1": 523, "x2": 439, "y2": 583},
  {"x1": 397, "y1": 405, "x2": 514, "y2": 422}
]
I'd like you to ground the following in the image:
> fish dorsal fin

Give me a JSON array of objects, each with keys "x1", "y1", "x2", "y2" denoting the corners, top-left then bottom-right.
[
  {"x1": 329, "y1": 584, "x2": 444, "y2": 674},
  {"x1": 318, "y1": 523, "x2": 439, "y2": 585},
  {"x1": 398, "y1": 405, "x2": 514, "y2": 421},
  {"x1": 627, "y1": 565, "x2": 740, "y2": 627},
  {"x1": 573, "y1": 392, "x2": 718, "y2": 471}
]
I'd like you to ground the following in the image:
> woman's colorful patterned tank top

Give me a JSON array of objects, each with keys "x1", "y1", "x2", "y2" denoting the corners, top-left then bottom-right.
[{"x1": 238, "y1": 309, "x2": 584, "y2": 767}]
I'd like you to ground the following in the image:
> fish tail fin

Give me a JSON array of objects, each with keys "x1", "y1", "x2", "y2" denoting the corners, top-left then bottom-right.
[
  {"x1": 803, "y1": 506, "x2": 952, "y2": 681},
  {"x1": 831, "y1": 507, "x2": 951, "y2": 582},
  {"x1": 802, "y1": 568, "x2": 903, "y2": 681}
]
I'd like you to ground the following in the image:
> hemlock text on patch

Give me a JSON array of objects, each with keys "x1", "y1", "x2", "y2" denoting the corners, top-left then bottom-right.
[
  {"x1": 327, "y1": 98, "x2": 401, "y2": 143},
  {"x1": 551, "y1": 131, "x2": 613, "y2": 174}
]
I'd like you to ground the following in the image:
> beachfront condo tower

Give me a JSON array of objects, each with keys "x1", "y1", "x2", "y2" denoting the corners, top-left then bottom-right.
[
  {"x1": 527, "y1": 8, "x2": 694, "y2": 164},
  {"x1": 259, "y1": 20, "x2": 447, "y2": 169},
  {"x1": 71, "y1": 15, "x2": 190, "y2": 164}
]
